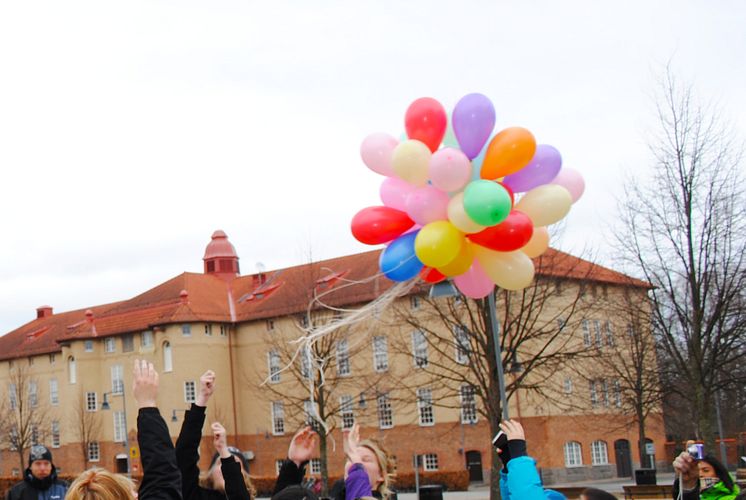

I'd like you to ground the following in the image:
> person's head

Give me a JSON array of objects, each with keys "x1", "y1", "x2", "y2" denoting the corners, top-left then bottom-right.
[
  {"x1": 698, "y1": 454, "x2": 734, "y2": 492},
  {"x1": 200, "y1": 448, "x2": 254, "y2": 496},
  {"x1": 544, "y1": 490, "x2": 568, "y2": 500},
  {"x1": 579, "y1": 487, "x2": 617, "y2": 500},
  {"x1": 65, "y1": 468, "x2": 137, "y2": 500},
  {"x1": 28, "y1": 445, "x2": 54, "y2": 480},
  {"x1": 358, "y1": 439, "x2": 395, "y2": 498},
  {"x1": 270, "y1": 485, "x2": 319, "y2": 500}
]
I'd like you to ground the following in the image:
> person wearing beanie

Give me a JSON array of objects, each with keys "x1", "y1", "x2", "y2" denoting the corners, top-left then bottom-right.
[
  {"x1": 5, "y1": 444, "x2": 68, "y2": 500},
  {"x1": 175, "y1": 370, "x2": 254, "y2": 500},
  {"x1": 495, "y1": 420, "x2": 567, "y2": 500}
]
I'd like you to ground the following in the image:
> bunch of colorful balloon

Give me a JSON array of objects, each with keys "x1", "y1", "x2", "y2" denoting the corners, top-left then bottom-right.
[{"x1": 350, "y1": 93, "x2": 585, "y2": 298}]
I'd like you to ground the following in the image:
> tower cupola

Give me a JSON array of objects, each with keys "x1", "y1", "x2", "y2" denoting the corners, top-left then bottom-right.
[{"x1": 203, "y1": 230, "x2": 240, "y2": 278}]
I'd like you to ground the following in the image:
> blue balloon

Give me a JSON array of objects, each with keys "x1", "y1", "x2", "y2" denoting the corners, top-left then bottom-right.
[{"x1": 379, "y1": 231, "x2": 423, "y2": 281}]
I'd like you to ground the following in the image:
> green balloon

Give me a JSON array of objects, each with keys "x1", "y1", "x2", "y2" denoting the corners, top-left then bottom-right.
[{"x1": 463, "y1": 180, "x2": 512, "y2": 226}]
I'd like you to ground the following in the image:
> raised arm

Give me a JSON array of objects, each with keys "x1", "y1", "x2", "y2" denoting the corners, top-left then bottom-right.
[
  {"x1": 273, "y1": 426, "x2": 318, "y2": 495},
  {"x1": 213, "y1": 422, "x2": 252, "y2": 500}
]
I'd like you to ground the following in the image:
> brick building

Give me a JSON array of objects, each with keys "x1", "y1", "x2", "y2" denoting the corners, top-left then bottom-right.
[{"x1": 0, "y1": 230, "x2": 665, "y2": 485}]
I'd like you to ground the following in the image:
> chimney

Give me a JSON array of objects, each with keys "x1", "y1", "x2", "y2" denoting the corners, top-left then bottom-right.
[
  {"x1": 36, "y1": 306, "x2": 53, "y2": 319},
  {"x1": 85, "y1": 310, "x2": 94, "y2": 323},
  {"x1": 180, "y1": 290, "x2": 189, "y2": 304}
]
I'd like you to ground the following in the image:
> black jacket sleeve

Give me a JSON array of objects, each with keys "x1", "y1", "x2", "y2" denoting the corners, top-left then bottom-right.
[
  {"x1": 272, "y1": 460, "x2": 307, "y2": 495},
  {"x1": 175, "y1": 404, "x2": 207, "y2": 500},
  {"x1": 221, "y1": 457, "x2": 251, "y2": 500},
  {"x1": 672, "y1": 480, "x2": 700, "y2": 500},
  {"x1": 137, "y1": 407, "x2": 183, "y2": 500}
]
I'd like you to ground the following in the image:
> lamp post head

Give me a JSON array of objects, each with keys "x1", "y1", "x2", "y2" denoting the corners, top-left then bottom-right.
[{"x1": 101, "y1": 394, "x2": 111, "y2": 411}]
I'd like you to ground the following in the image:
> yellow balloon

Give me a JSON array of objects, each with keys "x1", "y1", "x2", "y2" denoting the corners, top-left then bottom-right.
[
  {"x1": 391, "y1": 139, "x2": 431, "y2": 187},
  {"x1": 515, "y1": 185, "x2": 572, "y2": 227},
  {"x1": 447, "y1": 192, "x2": 485, "y2": 234},
  {"x1": 521, "y1": 226, "x2": 549, "y2": 258},
  {"x1": 414, "y1": 221, "x2": 464, "y2": 268},
  {"x1": 473, "y1": 245, "x2": 535, "y2": 291},
  {"x1": 438, "y1": 240, "x2": 475, "y2": 276}
]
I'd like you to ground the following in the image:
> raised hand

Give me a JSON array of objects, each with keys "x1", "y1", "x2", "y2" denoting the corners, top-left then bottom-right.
[
  {"x1": 673, "y1": 440, "x2": 699, "y2": 489},
  {"x1": 499, "y1": 419, "x2": 526, "y2": 441},
  {"x1": 288, "y1": 426, "x2": 318, "y2": 467},
  {"x1": 133, "y1": 359, "x2": 159, "y2": 409},
  {"x1": 343, "y1": 422, "x2": 362, "y2": 465},
  {"x1": 212, "y1": 422, "x2": 230, "y2": 458},
  {"x1": 196, "y1": 370, "x2": 216, "y2": 407}
]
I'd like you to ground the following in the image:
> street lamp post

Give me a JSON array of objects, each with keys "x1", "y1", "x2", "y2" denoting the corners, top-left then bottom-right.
[{"x1": 102, "y1": 389, "x2": 130, "y2": 478}]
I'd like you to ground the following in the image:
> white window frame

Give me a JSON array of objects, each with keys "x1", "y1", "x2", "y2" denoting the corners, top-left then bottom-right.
[
  {"x1": 122, "y1": 334, "x2": 134, "y2": 353},
  {"x1": 181, "y1": 324, "x2": 191, "y2": 337},
  {"x1": 300, "y1": 345, "x2": 312, "y2": 379},
  {"x1": 49, "y1": 378, "x2": 59, "y2": 406},
  {"x1": 376, "y1": 392, "x2": 393, "y2": 429},
  {"x1": 412, "y1": 330, "x2": 429, "y2": 368},
  {"x1": 271, "y1": 401, "x2": 285, "y2": 435},
  {"x1": 141, "y1": 330, "x2": 154, "y2": 347},
  {"x1": 111, "y1": 365, "x2": 124, "y2": 395},
  {"x1": 594, "y1": 320, "x2": 603, "y2": 348},
  {"x1": 372, "y1": 336, "x2": 389, "y2": 372},
  {"x1": 589, "y1": 380, "x2": 598, "y2": 407},
  {"x1": 601, "y1": 379, "x2": 609, "y2": 407},
  {"x1": 582, "y1": 320, "x2": 591, "y2": 347},
  {"x1": 86, "y1": 392, "x2": 98, "y2": 412},
  {"x1": 310, "y1": 458, "x2": 321, "y2": 475},
  {"x1": 564, "y1": 377, "x2": 573, "y2": 394},
  {"x1": 564, "y1": 441, "x2": 583, "y2": 467},
  {"x1": 9, "y1": 383, "x2": 17, "y2": 410},
  {"x1": 275, "y1": 460, "x2": 284, "y2": 475},
  {"x1": 336, "y1": 339, "x2": 350, "y2": 376},
  {"x1": 604, "y1": 321, "x2": 614, "y2": 347},
  {"x1": 88, "y1": 442, "x2": 100, "y2": 462},
  {"x1": 613, "y1": 379, "x2": 622, "y2": 407},
  {"x1": 204, "y1": 324, "x2": 213, "y2": 336},
  {"x1": 459, "y1": 384, "x2": 478, "y2": 424},
  {"x1": 113, "y1": 411, "x2": 126, "y2": 443},
  {"x1": 68, "y1": 356, "x2": 77, "y2": 384},
  {"x1": 28, "y1": 381, "x2": 38, "y2": 408},
  {"x1": 184, "y1": 381, "x2": 196, "y2": 403},
  {"x1": 340, "y1": 395, "x2": 354, "y2": 430},
  {"x1": 51, "y1": 420, "x2": 60, "y2": 448},
  {"x1": 423, "y1": 453, "x2": 439, "y2": 471},
  {"x1": 453, "y1": 326, "x2": 470, "y2": 364},
  {"x1": 417, "y1": 388, "x2": 434, "y2": 426},
  {"x1": 591, "y1": 440, "x2": 609, "y2": 465},
  {"x1": 163, "y1": 341, "x2": 173, "y2": 372},
  {"x1": 84, "y1": 341, "x2": 93, "y2": 352},
  {"x1": 268, "y1": 350, "x2": 281, "y2": 383},
  {"x1": 104, "y1": 337, "x2": 116, "y2": 353}
]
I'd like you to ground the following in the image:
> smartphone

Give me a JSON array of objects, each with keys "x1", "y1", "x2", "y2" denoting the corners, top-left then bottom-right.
[{"x1": 492, "y1": 430, "x2": 508, "y2": 450}]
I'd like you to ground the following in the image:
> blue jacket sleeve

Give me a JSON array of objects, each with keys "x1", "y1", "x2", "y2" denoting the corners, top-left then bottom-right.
[
  {"x1": 506, "y1": 456, "x2": 548, "y2": 500},
  {"x1": 499, "y1": 470, "x2": 511, "y2": 500}
]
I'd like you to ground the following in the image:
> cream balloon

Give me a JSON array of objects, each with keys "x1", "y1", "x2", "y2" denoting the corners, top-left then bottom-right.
[
  {"x1": 521, "y1": 226, "x2": 549, "y2": 258},
  {"x1": 391, "y1": 139, "x2": 431, "y2": 187},
  {"x1": 515, "y1": 185, "x2": 572, "y2": 227},
  {"x1": 473, "y1": 245, "x2": 535, "y2": 291},
  {"x1": 447, "y1": 192, "x2": 485, "y2": 234}
]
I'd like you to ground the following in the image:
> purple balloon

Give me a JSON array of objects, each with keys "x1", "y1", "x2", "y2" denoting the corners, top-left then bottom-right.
[
  {"x1": 452, "y1": 93, "x2": 496, "y2": 160},
  {"x1": 502, "y1": 145, "x2": 562, "y2": 193}
]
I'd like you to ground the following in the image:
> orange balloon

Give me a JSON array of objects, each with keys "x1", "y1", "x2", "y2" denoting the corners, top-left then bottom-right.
[{"x1": 480, "y1": 127, "x2": 537, "y2": 180}]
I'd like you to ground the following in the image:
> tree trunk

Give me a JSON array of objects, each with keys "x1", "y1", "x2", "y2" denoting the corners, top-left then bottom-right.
[
  {"x1": 637, "y1": 409, "x2": 647, "y2": 468},
  {"x1": 320, "y1": 431, "x2": 329, "y2": 496}
]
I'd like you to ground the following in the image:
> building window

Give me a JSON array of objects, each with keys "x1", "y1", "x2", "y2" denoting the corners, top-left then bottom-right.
[
  {"x1": 589, "y1": 380, "x2": 598, "y2": 407},
  {"x1": 114, "y1": 411, "x2": 126, "y2": 442},
  {"x1": 591, "y1": 440, "x2": 608, "y2": 465},
  {"x1": 104, "y1": 338, "x2": 116, "y2": 353},
  {"x1": 9, "y1": 383, "x2": 17, "y2": 410},
  {"x1": 564, "y1": 377, "x2": 573, "y2": 394},
  {"x1": 184, "y1": 381, "x2": 196, "y2": 403},
  {"x1": 111, "y1": 365, "x2": 124, "y2": 394},
  {"x1": 410, "y1": 295, "x2": 421, "y2": 310},
  {"x1": 336, "y1": 339, "x2": 350, "y2": 376},
  {"x1": 9, "y1": 427, "x2": 18, "y2": 450},
  {"x1": 581, "y1": 320, "x2": 591, "y2": 347},
  {"x1": 601, "y1": 379, "x2": 609, "y2": 407},
  {"x1": 68, "y1": 357, "x2": 76, "y2": 384},
  {"x1": 310, "y1": 458, "x2": 321, "y2": 475},
  {"x1": 28, "y1": 357, "x2": 34, "y2": 366},
  {"x1": 204, "y1": 324, "x2": 213, "y2": 336},
  {"x1": 121, "y1": 334, "x2": 134, "y2": 353},
  {"x1": 604, "y1": 321, "x2": 614, "y2": 347},
  {"x1": 423, "y1": 453, "x2": 439, "y2": 471},
  {"x1": 454, "y1": 326, "x2": 470, "y2": 364},
  {"x1": 373, "y1": 336, "x2": 389, "y2": 372},
  {"x1": 299, "y1": 315, "x2": 309, "y2": 328},
  {"x1": 412, "y1": 330, "x2": 429, "y2": 368},
  {"x1": 49, "y1": 354, "x2": 56, "y2": 365},
  {"x1": 181, "y1": 324, "x2": 191, "y2": 337},
  {"x1": 594, "y1": 320, "x2": 603, "y2": 348},
  {"x1": 266, "y1": 319, "x2": 275, "y2": 331},
  {"x1": 219, "y1": 325, "x2": 227, "y2": 337},
  {"x1": 86, "y1": 392, "x2": 98, "y2": 412},
  {"x1": 300, "y1": 345, "x2": 312, "y2": 379},
  {"x1": 84, "y1": 341, "x2": 93, "y2": 352},
  {"x1": 460, "y1": 385, "x2": 478, "y2": 424},
  {"x1": 31, "y1": 425, "x2": 39, "y2": 445},
  {"x1": 340, "y1": 395, "x2": 354, "y2": 430},
  {"x1": 275, "y1": 460, "x2": 284, "y2": 475},
  {"x1": 88, "y1": 442, "x2": 100, "y2": 462},
  {"x1": 417, "y1": 388, "x2": 434, "y2": 426},
  {"x1": 564, "y1": 441, "x2": 583, "y2": 467},
  {"x1": 613, "y1": 380, "x2": 622, "y2": 407},
  {"x1": 268, "y1": 350, "x2": 281, "y2": 383},
  {"x1": 141, "y1": 330, "x2": 154, "y2": 347},
  {"x1": 163, "y1": 342, "x2": 173, "y2": 372},
  {"x1": 377, "y1": 392, "x2": 393, "y2": 429},
  {"x1": 304, "y1": 400, "x2": 317, "y2": 426},
  {"x1": 271, "y1": 401, "x2": 285, "y2": 435},
  {"x1": 28, "y1": 381, "x2": 38, "y2": 407},
  {"x1": 49, "y1": 379, "x2": 59, "y2": 406},
  {"x1": 557, "y1": 318, "x2": 567, "y2": 332},
  {"x1": 51, "y1": 421, "x2": 60, "y2": 448}
]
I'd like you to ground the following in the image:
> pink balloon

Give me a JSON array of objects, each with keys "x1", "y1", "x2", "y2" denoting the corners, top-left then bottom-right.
[
  {"x1": 380, "y1": 177, "x2": 416, "y2": 211},
  {"x1": 453, "y1": 260, "x2": 495, "y2": 298},
  {"x1": 429, "y1": 148, "x2": 472, "y2": 192},
  {"x1": 361, "y1": 133, "x2": 398, "y2": 176},
  {"x1": 405, "y1": 185, "x2": 449, "y2": 225},
  {"x1": 550, "y1": 168, "x2": 585, "y2": 203}
]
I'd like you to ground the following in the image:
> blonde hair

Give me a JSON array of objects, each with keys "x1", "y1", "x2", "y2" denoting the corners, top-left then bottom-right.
[
  {"x1": 359, "y1": 439, "x2": 396, "y2": 499},
  {"x1": 198, "y1": 462, "x2": 256, "y2": 498},
  {"x1": 65, "y1": 468, "x2": 135, "y2": 500}
]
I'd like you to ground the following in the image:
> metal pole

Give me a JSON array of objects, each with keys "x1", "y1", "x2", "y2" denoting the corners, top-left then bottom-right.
[
  {"x1": 714, "y1": 388, "x2": 727, "y2": 468},
  {"x1": 488, "y1": 290, "x2": 509, "y2": 421},
  {"x1": 413, "y1": 454, "x2": 420, "y2": 498}
]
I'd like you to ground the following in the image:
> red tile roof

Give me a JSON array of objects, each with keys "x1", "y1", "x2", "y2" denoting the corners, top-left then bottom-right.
[{"x1": 0, "y1": 247, "x2": 649, "y2": 360}]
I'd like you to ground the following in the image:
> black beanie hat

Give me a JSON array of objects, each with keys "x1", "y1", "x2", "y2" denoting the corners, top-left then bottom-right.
[
  {"x1": 28, "y1": 445, "x2": 53, "y2": 466},
  {"x1": 271, "y1": 485, "x2": 320, "y2": 500}
]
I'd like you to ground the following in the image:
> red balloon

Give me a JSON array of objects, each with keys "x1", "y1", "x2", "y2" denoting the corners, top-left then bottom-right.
[
  {"x1": 420, "y1": 267, "x2": 446, "y2": 283},
  {"x1": 467, "y1": 210, "x2": 534, "y2": 252},
  {"x1": 498, "y1": 181, "x2": 515, "y2": 206},
  {"x1": 405, "y1": 97, "x2": 447, "y2": 152},
  {"x1": 351, "y1": 206, "x2": 415, "y2": 245}
]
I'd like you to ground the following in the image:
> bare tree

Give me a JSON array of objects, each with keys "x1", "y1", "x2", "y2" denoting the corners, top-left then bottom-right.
[
  {"x1": 0, "y1": 364, "x2": 51, "y2": 471},
  {"x1": 614, "y1": 67, "x2": 746, "y2": 449},
  {"x1": 73, "y1": 391, "x2": 102, "y2": 469},
  {"x1": 392, "y1": 250, "x2": 604, "y2": 500}
]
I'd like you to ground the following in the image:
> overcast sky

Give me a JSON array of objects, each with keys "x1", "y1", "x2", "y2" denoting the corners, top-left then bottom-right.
[{"x1": 1, "y1": 1, "x2": 744, "y2": 334}]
